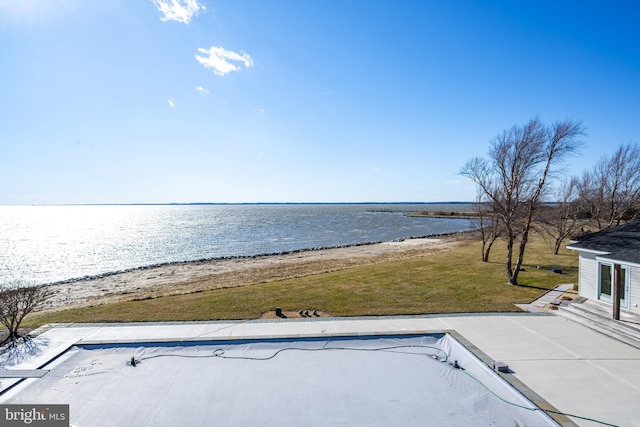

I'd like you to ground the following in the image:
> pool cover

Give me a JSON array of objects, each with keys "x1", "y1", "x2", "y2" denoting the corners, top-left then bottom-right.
[{"x1": 3, "y1": 334, "x2": 559, "y2": 426}]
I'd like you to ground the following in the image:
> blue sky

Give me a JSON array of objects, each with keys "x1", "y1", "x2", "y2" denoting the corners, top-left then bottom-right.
[{"x1": 1, "y1": 0, "x2": 639, "y2": 204}]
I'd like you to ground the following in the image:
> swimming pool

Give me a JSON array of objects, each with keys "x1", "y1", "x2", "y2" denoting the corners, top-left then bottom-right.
[{"x1": 3, "y1": 333, "x2": 559, "y2": 426}]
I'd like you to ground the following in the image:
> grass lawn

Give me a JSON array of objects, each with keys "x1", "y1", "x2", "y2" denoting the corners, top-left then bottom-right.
[{"x1": 25, "y1": 233, "x2": 578, "y2": 326}]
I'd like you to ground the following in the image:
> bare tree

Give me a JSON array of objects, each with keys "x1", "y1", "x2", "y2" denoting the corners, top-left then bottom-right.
[
  {"x1": 579, "y1": 143, "x2": 640, "y2": 229},
  {"x1": 538, "y1": 177, "x2": 587, "y2": 254},
  {"x1": 0, "y1": 283, "x2": 50, "y2": 343},
  {"x1": 472, "y1": 196, "x2": 502, "y2": 262},
  {"x1": 461, "y1": 118, "x2": 585, "y2": 285},
  {"x1": 576, "y1": 171, "x2": 603, "y2": 227}
]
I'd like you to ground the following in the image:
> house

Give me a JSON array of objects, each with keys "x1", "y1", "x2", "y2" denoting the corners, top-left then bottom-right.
[{"x1": 567, "y1": 220, "x2": 640, "y2": 319}]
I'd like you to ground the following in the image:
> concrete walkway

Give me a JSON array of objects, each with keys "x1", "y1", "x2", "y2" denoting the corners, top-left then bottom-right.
[
  {"x1": 517, "y1": 283, "x2": 575, "y2": 313},
  {"x1": 1, "y1": 314, "x2": 639, "y2": 426}
]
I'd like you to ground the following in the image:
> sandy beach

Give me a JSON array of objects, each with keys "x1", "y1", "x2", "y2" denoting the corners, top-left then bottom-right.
[{"x1": 42, "y1": 236, "x2": 464, "y2": 312}]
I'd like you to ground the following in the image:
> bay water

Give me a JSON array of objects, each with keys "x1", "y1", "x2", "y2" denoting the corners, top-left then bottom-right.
[{"x1": 0, "y1": 204, "x2": 472, "y2": 286}]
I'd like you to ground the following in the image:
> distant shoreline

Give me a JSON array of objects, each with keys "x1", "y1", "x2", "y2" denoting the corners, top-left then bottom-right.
[
  {"x1": 407, "y1": 211, "x2": 480, "y2": 220},
  {"x1": 1, "y1": 204, "x2": 474, "y2": 287},
  {"x1": 41, "y1": 231, "x2": 476, "y2": 313},
  {"x1": 43, "y1": 229, "x2": 474, "y2": 288},
  {"x1": 10, "y1": 201, "x2": 474, "y2": 207}
]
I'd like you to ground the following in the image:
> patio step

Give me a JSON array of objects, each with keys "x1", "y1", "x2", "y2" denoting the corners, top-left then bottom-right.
[
  {"x1": 578, "y1": 299, "x2": 640, "y2": 328},
  {"x1": 555, "y1": 300, "x2": 640, "y2": 350}
]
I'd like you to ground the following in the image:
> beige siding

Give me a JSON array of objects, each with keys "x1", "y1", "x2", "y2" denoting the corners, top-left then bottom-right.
[{"x1": 578, "y1": 253, "x2": 599, "y2": 300}]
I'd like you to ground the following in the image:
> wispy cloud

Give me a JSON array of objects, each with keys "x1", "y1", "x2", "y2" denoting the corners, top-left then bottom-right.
[
  {"x1": 196, "y1": 85, "x2": 210, "y2": 95},
  {"x1": 195, "y1": 46, "x2": 254, "y2": 76},
  {"x1": 151, "y1": 0, "x2": 205, "y2": 24},
  {"x1": 168, "y1": 98, "x2": 175, "y2": 107}
]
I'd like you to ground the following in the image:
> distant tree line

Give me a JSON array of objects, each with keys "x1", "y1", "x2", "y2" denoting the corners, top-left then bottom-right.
[{"x1": 461, "y1": 117, "x2": 640, "y2": 286}]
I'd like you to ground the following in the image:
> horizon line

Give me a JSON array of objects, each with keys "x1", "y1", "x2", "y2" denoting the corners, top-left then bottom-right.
[{"x1": 1, "y1": 201, "x2": 474, "y2": 207}]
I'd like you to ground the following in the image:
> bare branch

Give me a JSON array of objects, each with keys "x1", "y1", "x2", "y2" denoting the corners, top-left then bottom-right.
[
  {"x1": 0, "y1": 282, "x2": 50, "y2": 343},
  {"x1": 460, "y1": 118, "x2": 585, "y2": 285},
  {"x1": 578, "y1": 142, "x2": 640, "y2": 228}
]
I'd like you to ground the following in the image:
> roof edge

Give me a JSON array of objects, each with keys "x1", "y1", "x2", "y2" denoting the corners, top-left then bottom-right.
[{"x1": 565, "y1": 245, "x2": 610, "y2": 255}]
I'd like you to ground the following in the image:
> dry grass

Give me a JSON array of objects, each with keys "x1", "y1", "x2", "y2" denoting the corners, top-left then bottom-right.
[{"x1": 25, "y1": 232, "x2": 578, "y2": 325}]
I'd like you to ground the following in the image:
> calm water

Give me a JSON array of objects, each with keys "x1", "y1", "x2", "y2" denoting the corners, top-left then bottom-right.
[{"x1": 0, "y1": 204, "x2": 472, "y2": 285}]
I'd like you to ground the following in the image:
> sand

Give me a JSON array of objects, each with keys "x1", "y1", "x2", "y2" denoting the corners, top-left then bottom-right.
[{"x1": 41, "y1": 236, "x2": 464, "y2": 312}]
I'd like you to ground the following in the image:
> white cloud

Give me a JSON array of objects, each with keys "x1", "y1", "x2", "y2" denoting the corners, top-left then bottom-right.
[
  {"x1": 195, "y1": 46, "x2": 254, "y2": 76},
  {"x1": 196, "y1": 85, "x2": 210, "y2": 95},
  {"x1": 151, "y1": 0, "x2": 205, "y2": 24},
  {"x1": 168, "y1": 98, "x2": 175, "y2": 107}
]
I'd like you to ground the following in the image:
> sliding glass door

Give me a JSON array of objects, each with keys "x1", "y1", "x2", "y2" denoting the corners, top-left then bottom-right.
[{"x1": 599, "y1": 263, "x2": 629, "y2": 308}]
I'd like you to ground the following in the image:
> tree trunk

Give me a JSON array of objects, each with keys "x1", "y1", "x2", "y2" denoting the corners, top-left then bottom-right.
[
  {"x1": 553, "y1": 235, "x2": 566, "y2": 255},
  {"x1": 512, "y1": 229, "x2": 531, "y2": 286},
  {"x1": 481, "y1": 239, "x2": 488, "y2": 262},
  {"x1": 479, "y1": 222, "x2": 488, "y2": 262},
  {"x1": 482, "y1": 235, "x2": 498, "y2": 262},
  {"x1": 482, "y1": 240, "x2": 492, "y2": 262},
  {"x1": 505, "y1": 232, "x2": 516, "y2": 285}
]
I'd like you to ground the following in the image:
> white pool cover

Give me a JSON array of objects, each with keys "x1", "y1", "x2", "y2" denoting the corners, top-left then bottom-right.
[{"x1": 4, "y1": 334, "x2": 558, "y2": 426}]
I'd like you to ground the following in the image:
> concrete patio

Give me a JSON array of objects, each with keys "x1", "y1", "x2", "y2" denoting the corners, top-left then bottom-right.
[{"x1": 1, "y1": 314, "x2": 638, "y2": 426}]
